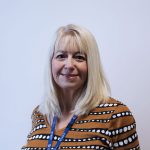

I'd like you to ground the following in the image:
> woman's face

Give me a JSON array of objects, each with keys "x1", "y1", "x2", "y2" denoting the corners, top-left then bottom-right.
[{"x1": 51, "y1": 45, "x2": 88, "y2": 92}]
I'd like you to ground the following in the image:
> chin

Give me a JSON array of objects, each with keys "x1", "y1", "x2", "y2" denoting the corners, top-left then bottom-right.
[
  {"x1": 61, "y1": 85, "x2": 78, "y2": 89},
  {"x1": 59, "y1": 84, "x2": 81, "y2": 90}
]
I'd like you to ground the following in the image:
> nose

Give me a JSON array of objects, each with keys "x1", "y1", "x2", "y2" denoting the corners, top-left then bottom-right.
[{"x1": 64, "y1": 57, "x2": 74, "y2": 70}]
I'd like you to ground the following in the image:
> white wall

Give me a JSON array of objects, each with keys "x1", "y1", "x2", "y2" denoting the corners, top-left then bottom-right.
[{"x1": 0, "y1": 0, "x2": 149, "y2": 149}]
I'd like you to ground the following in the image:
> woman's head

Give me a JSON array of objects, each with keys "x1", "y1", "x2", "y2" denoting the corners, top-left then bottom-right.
[
  {"x1": 51, "y1": 25, "x2": 88, "y2": 92},
  {"x1": 39, "y1": 24, "x2": 110, "y2": 118}
]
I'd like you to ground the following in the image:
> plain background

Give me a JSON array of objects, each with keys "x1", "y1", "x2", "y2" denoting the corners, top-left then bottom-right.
[{"x1": 0, "y1": 0, "x2": 149, "y2": 149}]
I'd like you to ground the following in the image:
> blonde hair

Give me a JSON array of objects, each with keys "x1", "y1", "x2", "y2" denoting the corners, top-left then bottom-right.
[{"x1": 39, "y1": 24, "x2": 110, "y2": 121}]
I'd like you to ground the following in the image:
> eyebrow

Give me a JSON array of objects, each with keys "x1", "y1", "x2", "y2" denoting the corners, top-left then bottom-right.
[
  {"x1": 55, "y1": 50, "x2": 65, "y2": 52},
  {"x1": 55, "y1": 50, "x2": 85, "y2": 55}
]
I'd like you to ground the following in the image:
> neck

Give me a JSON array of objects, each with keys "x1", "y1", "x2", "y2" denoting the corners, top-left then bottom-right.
[
  {"x1": 56, "y1": 111, "x2": 76, "y2": 131},
  {"x1": 59, "y1": 88, "x2": 82, "y2": 113}
]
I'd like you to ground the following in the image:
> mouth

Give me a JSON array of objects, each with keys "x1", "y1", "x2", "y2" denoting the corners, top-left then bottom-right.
[
  {"x1": 61, "y1": 74, "x2": 78, "y2": 77},
  {"x1": 60, "y1": 73, "x2": 79, "y2": 80}
]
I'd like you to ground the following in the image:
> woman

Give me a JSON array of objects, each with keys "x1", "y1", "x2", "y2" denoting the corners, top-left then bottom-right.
[{"x1": 22, "y1": 24, "x2": 140, "y2": 149}]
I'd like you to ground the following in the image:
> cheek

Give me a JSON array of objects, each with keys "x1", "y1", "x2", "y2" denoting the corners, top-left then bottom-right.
[
  {"x1": 51, "y1": 60, "x2": 63, "y2": 78},
  {"x1": 83, "y1": 63, "x2": 88, "y2": 73},
  {"x1": 51, "y1": 60, "x2": 58, "y2": 78},
  {"x1": 80, "y1": 64, "x2": 88, "y2": 78}
]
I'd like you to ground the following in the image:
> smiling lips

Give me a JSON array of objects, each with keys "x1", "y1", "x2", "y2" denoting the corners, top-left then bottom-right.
[
  {"x1": 62, "y1": 74, "x2": 77, "y2": 76},
  {"x1": 61, "y1": 74, "x2": 78, "y2": 79}
]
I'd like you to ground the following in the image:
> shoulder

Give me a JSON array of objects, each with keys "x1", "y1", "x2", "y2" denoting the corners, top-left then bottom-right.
[
  {"x1": 102, "y1": 97, "x2": 137, "y2": 133},
  {"x1": 107, "y1": 97, "x2": 132, "y2": 113},
  {"x1": 95, "y1": 97, "x2": 130, "y2": 112},
  {"x1": 31, "y1": 105, "x2": 42, "y2": 118},
  {"x1": 93, "y1": 97, "x2": 136, "y2": 128},
  {"x1": 87, "y1": 97, "x2": 134, "y2": 127},
  {"x1": 105, "y1": 97, "x2": 127, "y2": 106},
  {"x1": 30, "y1": 105, "x2": 46, "y2": 126},
  {"x1": 102, "y1": 97, "x2": 135, "y2": 122},
  {"x1": 108, "y1": 97, "x2": 134, "y2": 118}
]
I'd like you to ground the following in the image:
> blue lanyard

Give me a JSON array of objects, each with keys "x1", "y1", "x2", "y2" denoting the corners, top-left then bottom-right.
[{"x1": 47, "y1": 114, "x2": 78, "y2": 150}]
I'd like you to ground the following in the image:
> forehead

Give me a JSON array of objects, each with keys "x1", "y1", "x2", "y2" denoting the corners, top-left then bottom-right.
[
  {"x1": 54, "y1": 34, "x2": 86, "y2": 54},
  {"x1": 54, "y1": 50, "x2": 85, "y2": 56}
]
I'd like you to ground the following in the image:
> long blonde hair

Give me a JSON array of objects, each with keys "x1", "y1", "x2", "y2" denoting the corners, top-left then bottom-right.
[{"x1": 39, "y1": 24, "x2": 110, "y2": 122}]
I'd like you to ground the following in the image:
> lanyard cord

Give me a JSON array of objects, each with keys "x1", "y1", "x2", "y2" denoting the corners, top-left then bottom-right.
[{"x1": 47, "y1": 115, "x2": 78, "y2": 150}]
